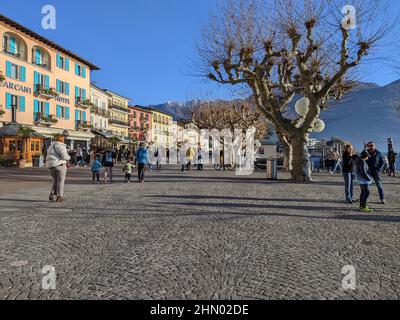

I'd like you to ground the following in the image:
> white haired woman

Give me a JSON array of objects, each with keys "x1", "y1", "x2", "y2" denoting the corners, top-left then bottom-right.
[{"x1": 46, "y1": 130, "x2": 71, "y2": 203}]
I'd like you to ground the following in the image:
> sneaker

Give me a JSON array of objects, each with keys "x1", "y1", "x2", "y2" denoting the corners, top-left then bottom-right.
[
  {"x1": 56, "y1": 197, "x2": 65, "y2": 203},
  {"x1": 360, "y1": 206, "x2": 373, "y2": 213},
  {"x1": 381, "y1": 199, "x2": 387, "y2": 205},
  {"x1": 352, "y1": 199, "x2": 359, "y2": 203}
]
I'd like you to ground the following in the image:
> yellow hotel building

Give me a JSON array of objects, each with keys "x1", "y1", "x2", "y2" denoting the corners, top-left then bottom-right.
[
  {"x1": 103, "y1": 89, "x2": 131, "y2": 145},
  {"x1": 150, "y1": 109, "x2": 173, "y2": 148},
  {"x1": 0, "y1": 14, "x2": 100, "y2": 150}
]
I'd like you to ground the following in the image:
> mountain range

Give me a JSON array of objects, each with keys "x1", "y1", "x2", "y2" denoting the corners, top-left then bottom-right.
[{"x1": 147, "y1": 79, "x2": 400, "y2": 151}]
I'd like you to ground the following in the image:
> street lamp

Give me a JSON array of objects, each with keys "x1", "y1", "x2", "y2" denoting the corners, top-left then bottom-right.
[{"x1": 11, "y1": 102, "x2": 18, "y2": 123}]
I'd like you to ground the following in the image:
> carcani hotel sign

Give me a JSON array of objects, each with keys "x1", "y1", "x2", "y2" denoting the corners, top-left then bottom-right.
[{"x1": 1, "y1": 80, "x2": 70, "y2": 104}]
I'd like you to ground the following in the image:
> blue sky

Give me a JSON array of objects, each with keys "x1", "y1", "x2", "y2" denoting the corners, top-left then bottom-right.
[{"x1": 1, "y1": 0, "x2": 399, "y2": 105}]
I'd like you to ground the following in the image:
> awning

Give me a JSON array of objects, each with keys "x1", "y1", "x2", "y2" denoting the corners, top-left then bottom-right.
[
  {"x1": 33, "y1": 127, "x2": 95, "y2": 141},
  {"x1": 0, "y1": 123, "x2": 44, "y2": 138},
  {"x1": 91, "y1": 129, "x2": 114, "y2": 139}
]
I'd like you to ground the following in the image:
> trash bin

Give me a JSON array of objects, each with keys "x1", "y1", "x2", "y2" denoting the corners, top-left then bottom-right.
[
  {"x1": 32, "y1": 156, "x2": 44, "y2": 167},
  {"x1": 266, "y1": 158, "x2": 278, "y2": 180}
]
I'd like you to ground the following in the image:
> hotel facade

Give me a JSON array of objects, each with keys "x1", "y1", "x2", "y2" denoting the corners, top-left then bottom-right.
[
  {"x1": 0, "y1": 14, "x2": 100, "y2": 153},
  {"x1": 129, "y1": 105, "x2": 152, "y2": 144},
  {"x1": 150, "y1": 109, "x2": 174, "y2": 148},
  {"x1": 104, "y1": 89, "x2": 131, "y2": 144}
]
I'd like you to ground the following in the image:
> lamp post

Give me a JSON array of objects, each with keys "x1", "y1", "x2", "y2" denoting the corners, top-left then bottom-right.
[{"x1": 11, "y1": 102, "x2": 18, "y2": 124}]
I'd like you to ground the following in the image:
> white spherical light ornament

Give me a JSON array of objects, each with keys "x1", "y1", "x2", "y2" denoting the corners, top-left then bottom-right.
[
  {"x1": 295, "y1": 97, "x2": 310, "y2": 117},
  {"x1": 313, "y1": 119, "x2": 325, "y2": 133}
]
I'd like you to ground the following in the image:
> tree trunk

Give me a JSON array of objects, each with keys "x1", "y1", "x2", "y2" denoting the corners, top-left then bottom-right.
[{"x1": 290, "y1": 136, "x2": 311, "y2": 182}]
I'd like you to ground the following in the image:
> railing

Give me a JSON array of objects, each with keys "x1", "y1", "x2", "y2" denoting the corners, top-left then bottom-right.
[
  {"x1": 34, "y1": 85, "x2": 58, "y2": 98},
  {"x1": 111, "y1": 104, "x2": 130, "y2": 113},
  {"x1": 34, "y1": 112, "x2": 57, "y2": 125},
  {"x1": 91, "y1": 106, "x2": 108, "y2": 116},
  {"x1": 32, "y1": 57, "x2": 51, "y2": 70},
  {"x1": 3, "y1": 48, "x2": 27, "y2": 61},
  {"x1": 76, "y1": 97, "x2": 92, "y2": 109},
  {"x1": 109, "y1": 119, "x2": 130, "y2": 127},
  {"x1": 76, "y1": 120, "x2": 91, "y2": 130}
]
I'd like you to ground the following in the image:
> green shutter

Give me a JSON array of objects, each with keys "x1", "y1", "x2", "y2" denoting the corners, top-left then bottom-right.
[
  {"x1": 19, "y1": 66, "x2": 26, "y2": 82},
  {"x1": 6, "y1": 61, "x2": 12, "y2": 78},
  {"x1": 6, "y1": 93, "x2": 12, "y2": 109},
  {"x1": 19, "y1": 96, "x2": 25, "y2": 112},
  {"x1": 65, "y1": 83, "x2": 70, "y2": 95},
  {"x1": 82, "y1": 67, "x2": 86, "y2": 78},
  {"x1": 45, "y1": 102, "x2": 50, "y2": 116},
  {"x1": 65, "y1": 58, "x2": 70, "y2": 71},
  {"x1": 65, "y1": 107, "x2": 70, "y2": 120},
  {"x1": 45, "y1": 75, "x2": 50, "y2": 89}
]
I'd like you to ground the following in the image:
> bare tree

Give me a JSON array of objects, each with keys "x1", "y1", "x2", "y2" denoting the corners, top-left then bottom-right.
[
  {"x1": 191, "y1": 100, "x2": 268, "y2": 139},
  {"x1": 198, "y1": 0, "x2": 396, "y2": 181}
]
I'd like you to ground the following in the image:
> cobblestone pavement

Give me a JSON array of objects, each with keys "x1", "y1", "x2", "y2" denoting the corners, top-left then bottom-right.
[{"x1": 0, "y1": 165, "x2": 400, "y2": 300}]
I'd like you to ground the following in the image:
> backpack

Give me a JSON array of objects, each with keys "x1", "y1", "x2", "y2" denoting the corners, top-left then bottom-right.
[{"x1": 154, "y1": 149, "x2": 159, "y2": 158}]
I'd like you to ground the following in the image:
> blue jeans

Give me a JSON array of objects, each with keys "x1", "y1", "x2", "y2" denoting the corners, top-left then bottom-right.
[
  {"x1": 343, "y1": 173, "x2": 355, "y2": 202},
  {"x1": 370, "y1": 170, "x2": 385, "y2": 200}
]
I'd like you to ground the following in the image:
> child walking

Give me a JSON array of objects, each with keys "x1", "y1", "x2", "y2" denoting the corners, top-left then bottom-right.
[
  {"x1": 91, "y1": 155, "x2": 103, "y2": 184},
  {"x1": 123, "y1": 159, "x2": 134, "y2": 183},
  {"x1": 356, "y1": 150, "x2": 373, "y2": 213}
]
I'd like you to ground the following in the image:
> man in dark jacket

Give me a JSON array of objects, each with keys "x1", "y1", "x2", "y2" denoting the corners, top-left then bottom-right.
[
  {"x1": 388, "y1": 149, "x2": 397, "y2": 177},
  {"x1": 366, "y1": 142, "x2": 386, "y2": 204}
]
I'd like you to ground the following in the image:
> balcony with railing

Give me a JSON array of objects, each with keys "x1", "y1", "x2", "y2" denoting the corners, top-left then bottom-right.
[
  {"x1": 34, "y1": 112, "x2": 58, "y2": 127},
  {"x1": 32, "y1": 46, "x2": 51, "y2": 70},
  {"x1": 3, "y1": 33, "x2": 28, "y2": 61},
  {"x1": 75, "y1": 120, "x2": 91, "y2": 131},
  {"x1": 75, "y1": 97, "x2": 93, "y2": 110},
  {"x1": 111, "y1": 104, "x2": 130, "y2": 113},
  {"x1": 90, "y1": 106, "x2": 109, "y2": 117},
  {"x1": 109, "y1": 118, "x2": 130, "y2": 127},
  {"x1": 34, "y1": 84, "x2": 58, "y2": 99}
]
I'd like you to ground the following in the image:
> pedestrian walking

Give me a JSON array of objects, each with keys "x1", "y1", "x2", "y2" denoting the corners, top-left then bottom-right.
[
  {"x1": 366, "y1": 142, "x2": 386, "y2": 204},
  {"x1": 342, "y1": 144, "x2": 357, "y2": 204},
  {"x1": 102, "y1": 149, "x2": 115, "y2": 183},
  {"x1": 356, "y1": 150, "x2": 373, "y2": 213},
  {"x1": 330, "y1": 149, "x2": 342, "y2": 174},
  {"x1": 123, "y1": 159, "x2": 135, "y2": 183},
  {"x1": 136, "y1": 143, "x2": 149, "y2": 183},
  {"x1": 46, "y1": 131, "x2": 71, "y2": 203},
  {"x1": 186, "y1": 147, "x2": 195, "y2": 171},
  {"x1": 178, "y1": 147, "x2": 187, "y2": 172},
  {"x1": 91, "y1": 154, "x2": 102, "y2": 184},
  {"x1": 155, "y1": 147, "x2": 163, "y2": 172},
  {"x1": 75, "y1": 144, "x2": 85, "y2": 167},
  {"x1": 388, "y1": 149, "x2": 397, "y2": 177},
  {"x1": 197, "y1": 147, "x2": 204, "y2": 171}
]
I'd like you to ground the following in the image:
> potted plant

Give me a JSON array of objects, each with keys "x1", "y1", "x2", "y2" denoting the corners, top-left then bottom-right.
[
  {"x1": 17, "y1": 125, "x2": 37, "y2": 168},
  {"x1": 0, "y1": 108, "x2": 5, "y2": 117},
  {"x1": 0, "y1": 71, "x2": 5, "y2": 83}
]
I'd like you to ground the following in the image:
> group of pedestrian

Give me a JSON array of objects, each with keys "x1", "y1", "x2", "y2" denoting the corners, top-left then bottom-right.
[
  {"x1": 178, "y1": 146, "x2": 204, "y2": 172},
  {"x1": 45, "y1": 131, "x2": 395, "y2": 214},
  {"x1": 341, "y1": 141, "x2": 388, "y2": 213}
]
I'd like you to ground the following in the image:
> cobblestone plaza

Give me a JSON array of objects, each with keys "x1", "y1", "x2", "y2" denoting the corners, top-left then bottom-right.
[{"x1": 0, "y1": 166, "x2": 399, "y2": 300}]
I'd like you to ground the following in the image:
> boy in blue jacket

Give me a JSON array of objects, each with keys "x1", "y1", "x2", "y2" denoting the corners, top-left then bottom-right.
[
  {"x1": 92, "y1": 155, "x2": 103, "y2": 184},
  {"x1": 356, "y1": 150, "x2": 373, "y2": 213}
]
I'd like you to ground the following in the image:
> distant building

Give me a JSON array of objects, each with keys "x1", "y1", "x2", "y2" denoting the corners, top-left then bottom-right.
[
  {"x1": 150, "y1": 109, "x2": 173, "y2": 148},
  {"x1": 129, "y1": 105, "x2": 152, "y2": 144},
  {"x1": 103, "y1": 89, "x2": 131, "y2": 145}
]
